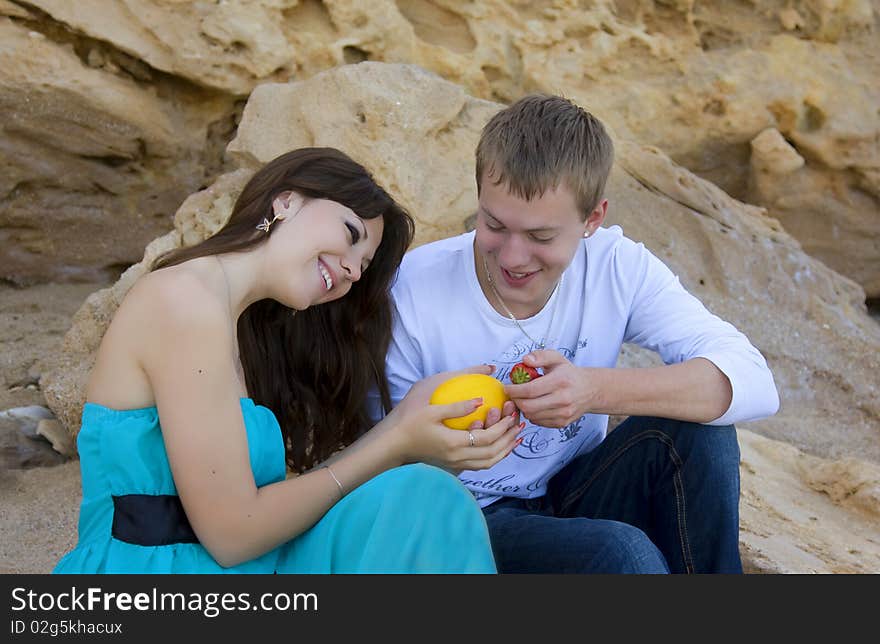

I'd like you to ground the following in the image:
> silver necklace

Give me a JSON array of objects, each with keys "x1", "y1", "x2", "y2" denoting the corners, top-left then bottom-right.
[{"x1": 482, "y1": 256, "x2": 561, "y2": 350}]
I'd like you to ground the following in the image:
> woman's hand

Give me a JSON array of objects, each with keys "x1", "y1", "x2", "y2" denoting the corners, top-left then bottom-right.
[
  {"x1": 389, "y1": 365, "x2": 523, "y2": 472},
  {"x1": 394, "y1": 398, "x2": 521, "y2": 473},
  {"x1": 394, "y1": 364, "x2": 492, "y2": 413}
]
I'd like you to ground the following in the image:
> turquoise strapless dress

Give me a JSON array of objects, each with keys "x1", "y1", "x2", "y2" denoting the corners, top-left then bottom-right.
[{"x1": 53, "y1": 399, "x2": 496, "y2": 574}]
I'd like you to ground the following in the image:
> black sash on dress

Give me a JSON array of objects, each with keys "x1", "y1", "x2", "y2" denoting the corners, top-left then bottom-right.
[{"x1": 111, "y1": 495, "x2": 199, "y2": 546}]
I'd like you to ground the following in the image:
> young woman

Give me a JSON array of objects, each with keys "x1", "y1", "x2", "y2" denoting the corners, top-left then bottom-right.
[{"x1": 53, "y1": 148, "x2": 520, "y2": 573}]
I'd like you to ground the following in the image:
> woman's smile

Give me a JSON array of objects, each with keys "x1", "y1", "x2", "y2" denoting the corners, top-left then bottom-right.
[{"x1": 318, "y1": 258, "x2": 335, "y2": 291}]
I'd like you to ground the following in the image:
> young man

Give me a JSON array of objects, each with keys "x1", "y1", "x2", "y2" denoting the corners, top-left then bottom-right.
[{"x1": 382, "y1": 94, "x2": 779, "y2": 573}]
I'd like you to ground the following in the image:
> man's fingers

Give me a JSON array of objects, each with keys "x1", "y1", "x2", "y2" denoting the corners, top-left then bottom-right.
[
  {"x1": 505, "y1": 374, "x2": 555, "y2": 400},
  {"x1": 510, "y1": 391, "x2": 570, "y2": 427},
  {"x1": 523, "y1": 350, "x2": 566, "y2": 369},
  {"x1": 504, "y1": 376, "x2": 556, "y2": 410}
]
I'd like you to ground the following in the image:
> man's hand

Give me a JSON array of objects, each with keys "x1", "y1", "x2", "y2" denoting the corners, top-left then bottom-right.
[
  {"x1": 505, "y1": 353, "x2": 734, "y2": 426},
  {"x1": 504, "y1": 350, "x2": 597, "y2": 428}
]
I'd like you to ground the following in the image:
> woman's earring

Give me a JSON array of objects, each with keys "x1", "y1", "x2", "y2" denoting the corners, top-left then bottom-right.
[
  {"x1": 260, "y1": 198, "x2": 303, "y2": 232},
  {"x1": 256, "y1": 213, "x2": 282, "y2": 233}
]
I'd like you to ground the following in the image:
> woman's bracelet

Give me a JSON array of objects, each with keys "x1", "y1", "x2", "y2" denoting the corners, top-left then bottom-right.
[{"x1": 325, "y1": 465, "x2": 345, "y2": 499}]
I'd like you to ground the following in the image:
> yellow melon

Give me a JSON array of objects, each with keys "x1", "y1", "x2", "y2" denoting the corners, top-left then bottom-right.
[{"x1": 429, "y1": 374, "x2": 510, "y2": 430}]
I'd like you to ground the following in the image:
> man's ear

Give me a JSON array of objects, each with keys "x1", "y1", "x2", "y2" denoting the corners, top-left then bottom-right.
[{"x1": 584, "y1": 199, "x2": 608, "y2": 237}]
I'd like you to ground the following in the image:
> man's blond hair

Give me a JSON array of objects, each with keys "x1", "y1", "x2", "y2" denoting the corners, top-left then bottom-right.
[{"x1": 475, "y1": 94, "x2": 614, "y2": 219}]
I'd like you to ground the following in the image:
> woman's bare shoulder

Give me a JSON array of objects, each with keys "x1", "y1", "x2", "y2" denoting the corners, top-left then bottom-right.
[
  {"x1": 88, "y1": 260, "x2": 231, "y2": 406},
  {"x1": 125, "y1": 262, "x2": 223, "y2": 321},
  {"x1": 106, "y1": 263, "x2": 232, "y2": 346}
]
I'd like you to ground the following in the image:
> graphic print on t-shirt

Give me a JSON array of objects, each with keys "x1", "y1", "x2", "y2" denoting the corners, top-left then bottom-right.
[{"x1": 459, "y1": 335, "x2": 596, "y2": 504}]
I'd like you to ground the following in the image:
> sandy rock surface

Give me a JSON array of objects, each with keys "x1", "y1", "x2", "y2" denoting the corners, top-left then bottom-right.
[{"x1": 739, "y1": 430, "x2": 880, "y2": 574}]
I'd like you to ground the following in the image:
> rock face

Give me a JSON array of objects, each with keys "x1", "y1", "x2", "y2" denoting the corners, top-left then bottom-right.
[
  {"x1": 226, "y1": 64, "x2": 499, "y2": 248},
  {"x1": 6, "y1": 0, "x2": 876, "y2": 295},
  {"x1": 748, "y1": 125, "x2": 880, "y2": 297},
  {"x1": 39, "y1": 62, "x2": 880, "y2": 572},
  {"x1": 610, "y1": 140, "x2": 880, "y2": 465},
  {"x1": 0, "y1": 7, "x2": 239, "y2": 285}
]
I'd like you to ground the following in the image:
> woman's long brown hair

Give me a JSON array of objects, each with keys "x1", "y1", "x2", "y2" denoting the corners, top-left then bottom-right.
[{"x1": 153, "y1": 148, "x2": 414, "y2": 472}]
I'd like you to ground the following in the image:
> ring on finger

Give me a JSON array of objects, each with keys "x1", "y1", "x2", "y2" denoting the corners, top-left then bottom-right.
[{"x1": 467, "y1": 431, "x2": 476, "y2": 447}]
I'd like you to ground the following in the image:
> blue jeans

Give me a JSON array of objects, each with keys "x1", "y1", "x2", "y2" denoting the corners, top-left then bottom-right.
[{"x1": 482, "y1": 416, "x2": 742, "y2": 574}]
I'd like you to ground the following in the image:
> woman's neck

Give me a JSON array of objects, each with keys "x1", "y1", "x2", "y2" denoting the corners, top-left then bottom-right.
[{"x1": 214, "y1": 252, "x2": 268, "y2": 321}]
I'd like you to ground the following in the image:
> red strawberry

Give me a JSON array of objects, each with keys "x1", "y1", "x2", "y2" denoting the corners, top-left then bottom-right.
[{"x1": 510, "y1": 362, "x2": 540, "y2": 384}]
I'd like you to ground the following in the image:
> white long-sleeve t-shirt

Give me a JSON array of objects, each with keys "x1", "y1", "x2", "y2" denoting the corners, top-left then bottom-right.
[{"x1": 378, "y1": 226, "x2": 779, "y2": 507}]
